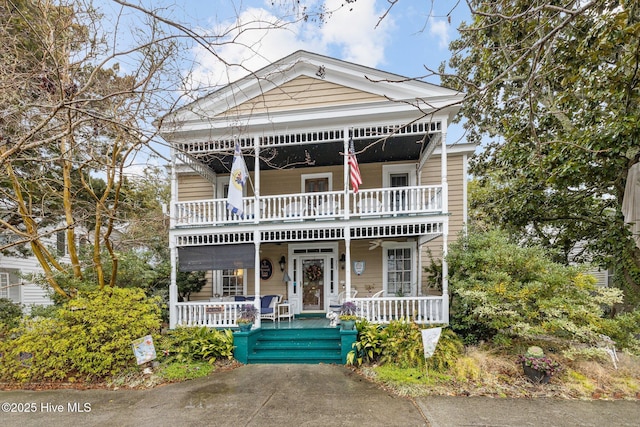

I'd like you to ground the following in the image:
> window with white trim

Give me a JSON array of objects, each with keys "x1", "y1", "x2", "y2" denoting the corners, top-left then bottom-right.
[
  {"x1": 0, "y1": 272, "x2": 9, "y2": 299},
  {"x1": 385, "y1": 247, "x2": 413, "y2": 296},
  {"x1": 222, "y1": 269, "x2": 244, "y2": 296}
]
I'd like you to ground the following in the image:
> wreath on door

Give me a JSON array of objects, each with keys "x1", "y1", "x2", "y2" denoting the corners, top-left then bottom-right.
[{"x1": 305, "y1": 264, "x2": 323, "y2": 282}]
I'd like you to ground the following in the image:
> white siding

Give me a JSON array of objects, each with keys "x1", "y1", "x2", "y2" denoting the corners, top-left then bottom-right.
[{"x1": 0, "y1": 255, "x2": 54, "y2": 310}]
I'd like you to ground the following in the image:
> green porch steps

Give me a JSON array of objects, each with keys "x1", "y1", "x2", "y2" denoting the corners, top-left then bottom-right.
[
  {"x1": 250, "y1": 328, "x2": 341, "y2": 364},
  {"x1": 234, "y1": 327, "x2": 357, "y2": 364}
]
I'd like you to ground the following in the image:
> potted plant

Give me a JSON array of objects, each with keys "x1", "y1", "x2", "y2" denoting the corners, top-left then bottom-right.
[
  {"x1": 517, "y1": 346, "x2": 561, "y2": 383},
  {"x1": 339, "y1": 301, "x2": 358, "y2": 330},
  {"x1": 237, "y1": 304, "x2": 258, "y2": 332}
]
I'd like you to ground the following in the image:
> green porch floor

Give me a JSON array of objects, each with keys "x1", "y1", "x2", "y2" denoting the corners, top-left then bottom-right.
[{"x1": 259, "y1": 316, "x2": 334, "y2": 329}]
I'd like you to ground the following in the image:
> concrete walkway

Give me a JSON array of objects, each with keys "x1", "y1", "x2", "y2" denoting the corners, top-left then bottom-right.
[{"x1": 1, "y1": 364, "x2": 638, "y2": 426}]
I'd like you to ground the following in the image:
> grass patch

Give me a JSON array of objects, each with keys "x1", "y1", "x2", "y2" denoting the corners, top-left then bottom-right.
[
  {"x1": 374, "y1": 365, "x2": 448, "y2": 385},
  {"x1": 158, "y1": 362, "x2": 214, "y2": 381}
]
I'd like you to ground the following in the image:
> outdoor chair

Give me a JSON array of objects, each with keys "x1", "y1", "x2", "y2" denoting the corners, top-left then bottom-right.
[
  {"x1": 357, "y1": 197, "x2": 382, "y2": 215},
  {"x1": 328, "y1": 289, "x2": 358, "y2": 313},
  {"x1": 282, "y1": 202, "x2": 307, "y2": 218},
  {"x1": 260, "y1": 294, "x2": 282, "y2": 322}
]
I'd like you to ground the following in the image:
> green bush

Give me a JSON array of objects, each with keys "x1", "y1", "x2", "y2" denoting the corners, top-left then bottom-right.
[
  {"x1": 0, "y1": 288, "x2": 161, "y2": 382},
  {"x1": 447, "y1": 229, "x2": 623, "y2": 345},
  {"x1": 158, "y1": 326, "x2": 234, "y2": 364},
  {"x1": 597, "y1": 309, "x2": 640, "y2": 354},
  {"x1": 347, "y1": 320, "x2": 463, "y2": 371},
  {"x1": 0, "y1": 298, "x2": 23, "y2": 332},
  {"x1": 28, "y1": 304, "x2": 59, "y2": 319},
  {"x1": 379, "y1": 320, "x2": 427, "y2": 368},
  {"x1": 347, "y1": 320, "x2": 384, "y2": 366},
  {"x1": 426, "y1": 328, "x2": 464, "y2": 372}
]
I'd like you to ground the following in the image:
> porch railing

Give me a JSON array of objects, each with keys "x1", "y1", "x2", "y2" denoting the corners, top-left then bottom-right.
[
  {"x1": 352, "y1": 296, "x2": 446, "y2": 325},
  {"x1": 174, "y1": 185, "x2": 442, "y2": 226},
  {"x1": 173, "y1": 296, "x2": 447, "y2": 328},
  {"x1": 175, "y1": 301, "x2": 242, "y2": 328}
]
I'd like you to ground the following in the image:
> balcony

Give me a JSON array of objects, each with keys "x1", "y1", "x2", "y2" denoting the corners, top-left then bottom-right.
[{"x1": 173, "y1": 185, "x2": 443, "y2": 227}]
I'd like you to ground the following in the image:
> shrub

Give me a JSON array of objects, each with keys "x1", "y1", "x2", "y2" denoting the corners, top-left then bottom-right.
[
  {"x1": 158, "y1": 327, "x2": 234, "y2": 364},
  {"x1": 0, "y1": 298, "x2": 23, "y2": 332},
  {"x1": 426, "y1": 328, "x2": 464, "y2": 372},
  {"x1": 347, "y1": 320, "x2": 463, "y2": 372},
  {"x1": 597, "y1": 309, "x2": 640, "y2": 355},
  {"x1": 447, "y1": 229, "x2": 623, "y2": 345},
  {"x1": 28, "y1": 304, "x2": 59, "y2": 319},
  {"x1": 379, "y1": 320, "x2": 427, "y2": 368},
  {"x1": 0, "y1": 288, "x2": 161, "y2": 382},
  {"x1": 347, "y1": 320, "x2": 383, "y2": 365}
]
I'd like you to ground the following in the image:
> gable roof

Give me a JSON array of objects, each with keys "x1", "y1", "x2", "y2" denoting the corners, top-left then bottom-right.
[{"x1": 162, "y1": 50, "x2": 464, "y2": 137}]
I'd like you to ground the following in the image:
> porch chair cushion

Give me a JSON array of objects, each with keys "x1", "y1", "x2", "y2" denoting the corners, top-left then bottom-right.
[{"x1": 260, "y1": 295, "x2": 281, "y2": 321}]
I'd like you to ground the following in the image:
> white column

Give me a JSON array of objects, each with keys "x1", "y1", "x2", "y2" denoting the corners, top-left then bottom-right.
[
  {"x1": 169, "y1": 147, "x2": 178, "y2": 329},
  {"x1": 254, "y1": 136, "x2": 260, "y2": 223},
  {"x1": 254, "y1": 237, "x2": 261, "y2": 329},
  {"x1": 169, "y1": 245, "x2": 178, "y2": 329},
  {"x1": 441, "y1": 126, "x2": 448, "y2": 214},
  {"x1": 343, "y1": 127, "x2": 352, "y2": 301},
  {"x1": 440, "y1": 123, "x2": 449, "y2": 323},
  {"x1": 343, "y1": 127, "x2": 350, "y2": 219},
  {"x1": 344, "y1": 230, "x2": 352, "y2": 301}
]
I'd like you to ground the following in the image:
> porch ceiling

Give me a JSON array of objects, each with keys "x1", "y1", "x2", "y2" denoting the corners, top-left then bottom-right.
[{"x1": 190, "y1": 134, "x2": 434, "y2": 174}]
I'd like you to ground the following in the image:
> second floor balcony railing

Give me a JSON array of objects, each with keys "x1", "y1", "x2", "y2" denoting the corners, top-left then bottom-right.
[{"x1": 173, "y1": 186, "x2": 443, "y2": 227}]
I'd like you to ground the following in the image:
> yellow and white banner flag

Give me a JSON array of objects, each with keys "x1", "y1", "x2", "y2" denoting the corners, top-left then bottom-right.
[{"x1": 226, "y1": 143, "x2": 249, "y2": 217}]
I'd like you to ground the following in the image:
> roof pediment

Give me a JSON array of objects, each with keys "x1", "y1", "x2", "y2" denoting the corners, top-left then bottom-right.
[{"x1": 165, "y1": 51, "x2": 464, "y2": 130}]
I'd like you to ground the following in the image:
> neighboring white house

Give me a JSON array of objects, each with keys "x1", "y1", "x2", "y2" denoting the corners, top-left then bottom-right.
[{"x1": 0, "y1": 234, "x2": 60, "y2": 312}]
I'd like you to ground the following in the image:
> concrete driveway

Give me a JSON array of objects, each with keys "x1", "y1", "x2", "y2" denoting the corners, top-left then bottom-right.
[{"x1": 1, "y1": 364, "x2": 638, "y2": 426}]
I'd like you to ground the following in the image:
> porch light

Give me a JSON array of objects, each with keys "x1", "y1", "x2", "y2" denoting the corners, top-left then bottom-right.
[
  {"x1": 339, "y1": 253, "x2": 346, "y2": 269},
  {"x1": 279, "y1": 255, "x2": 286, "y2": 272}
]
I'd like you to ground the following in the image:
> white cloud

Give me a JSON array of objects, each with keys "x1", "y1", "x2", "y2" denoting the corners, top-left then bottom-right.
[
  {"x1": 185, "y1": 1, "x2": 394, "y2": 91},
  {"x1": 317, "y1": 0, "x2": 394, "y2": 67},
  {"x1": 429, "y1": 19, "x2": 449, "y2": 49}
]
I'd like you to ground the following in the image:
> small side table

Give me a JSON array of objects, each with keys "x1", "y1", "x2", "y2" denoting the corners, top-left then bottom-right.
[{"x1": 277, "y1": 303, "x2": 293, "y2": 322}]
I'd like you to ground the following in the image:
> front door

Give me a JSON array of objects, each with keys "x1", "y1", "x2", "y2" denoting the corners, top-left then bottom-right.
[
  {"x1": 288, "y1": 243, "x2": 338, "y2": 314},
  {"x1": 301, "y1": 257, "x2": 326, "y2": 311}
]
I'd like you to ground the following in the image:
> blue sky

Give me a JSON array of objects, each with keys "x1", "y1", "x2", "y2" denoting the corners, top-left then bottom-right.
[
  {"x1": 162, "y1": 0, "x2": 470, "y2": 89},
  {"x1": 104, "y1": 1, "x2": 472, "y2": 168}
]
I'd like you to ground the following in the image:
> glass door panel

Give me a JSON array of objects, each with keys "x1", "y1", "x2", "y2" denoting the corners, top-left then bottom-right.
[{"x1": 301, "y1": 257, "x2": 325, "y2": 311}]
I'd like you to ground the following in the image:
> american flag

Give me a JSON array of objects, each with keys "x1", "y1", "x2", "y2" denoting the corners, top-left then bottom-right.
[{"x1": 348, "y1": 139, "x2": 362, "y2": 193}]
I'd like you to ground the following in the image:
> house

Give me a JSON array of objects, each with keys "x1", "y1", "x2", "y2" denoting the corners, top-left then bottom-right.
[
  {"x1": 159, "y1": 51, "x2": 475, "y2": 330},
  {"x1": 0, "y1": 233, "x2": 59, "y2": 313}
]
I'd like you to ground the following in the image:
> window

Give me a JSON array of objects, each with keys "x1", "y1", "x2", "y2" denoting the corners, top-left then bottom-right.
[
  {"x1": 302, "y1": 173, "x2": 333, "y2": 214},
  {"x1": 305, "y1": 177, "x2": 329, "y2": 193},
  {"x1": 385, "y1": 247, "x2": 413, "y2": 296},
  {"x1": 0, "y1": 272, "x2": 8, "y2": 299},
  {"x1": 301, "y1": 173, "x2": 332, "y2": 193},
  {"x1": 222, "y1": 269, "x2": 243, "y2": 296}
]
